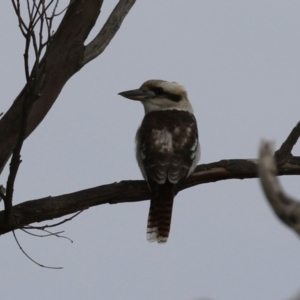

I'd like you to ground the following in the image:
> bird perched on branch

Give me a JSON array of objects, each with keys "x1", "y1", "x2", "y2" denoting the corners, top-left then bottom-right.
[{"x1": 119, "y1": 80, "x2": 200, "y2": 243}]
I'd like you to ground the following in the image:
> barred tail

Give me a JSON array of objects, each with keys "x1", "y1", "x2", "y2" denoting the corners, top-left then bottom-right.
[{"x1": 147, "y1": 182, "x2": 174, "y2": 244}]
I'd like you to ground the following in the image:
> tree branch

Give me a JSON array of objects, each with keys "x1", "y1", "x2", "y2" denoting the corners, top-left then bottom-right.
[
  {"x1": 259, "y1": 141, "x2": 300, "y2": 237},
  {"x1": 81, "y1": 0, "x2": 136, "y2": 66},
  {"x1": 0, "y1": 120, "x2": 299, "y2": 235},
  {"x1": 12, "y1": 230, "x2": 63, "y2": 269},
  {"x1": 275, "y1": 121, "x2": 300, "y2": 165},
  {"x1": 0, "y1": 0, "x2": 129, "y2": 175},
  {"x1": 3, "y1": 90, "x2": 33, "y2": 223}
]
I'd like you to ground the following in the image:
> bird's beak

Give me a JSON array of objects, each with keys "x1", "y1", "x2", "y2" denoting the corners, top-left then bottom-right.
[{"x1": 118, "y1": 89, "x2": 151, "y2": 101}]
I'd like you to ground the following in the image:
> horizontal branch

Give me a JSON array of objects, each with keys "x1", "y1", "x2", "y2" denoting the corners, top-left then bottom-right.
[
  {"x1": 0, "y1": 152, "x2": 300, "y2": 235},
  {"x1": 0, "y1": 122, "x2": 299, "y2": 235}
]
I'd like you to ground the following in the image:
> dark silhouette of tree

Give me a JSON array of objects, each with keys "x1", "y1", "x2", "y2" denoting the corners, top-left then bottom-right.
[{"x1": 0, "y1": 0, "x2": 300, "y2": 243}]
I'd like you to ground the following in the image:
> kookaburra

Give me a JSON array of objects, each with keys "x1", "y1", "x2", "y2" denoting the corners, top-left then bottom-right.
[{"x1": 119, "y1": 80, "x2": 200, "y2": 243}]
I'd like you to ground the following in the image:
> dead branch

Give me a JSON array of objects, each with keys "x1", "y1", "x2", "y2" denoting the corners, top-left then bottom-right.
[
  {"x1": 12, "y1": 230, "x2": 63, "y2": 269},
  {"x1": 23, "y1": 210, "x2": 83, "y2": 230},
  {"x1": 21, "y1": 228, "x2": 73, "y2": 243},
  {"x1": 82, "y1": 0, "x2": 136, "y2": 66},
  {"x1": 258, "y1": 134, "x2": 300, "y2": 237}
]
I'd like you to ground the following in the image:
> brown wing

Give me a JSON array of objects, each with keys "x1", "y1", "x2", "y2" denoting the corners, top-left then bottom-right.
[{"x1": 137, "y1": 110, "x2": 199, "y2": 195}]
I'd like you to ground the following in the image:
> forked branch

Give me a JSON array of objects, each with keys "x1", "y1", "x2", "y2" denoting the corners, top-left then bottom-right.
[
  {"x1": 1, "y1": 0, "x2": 136, "y2": 223},
  {"x1": 258, "y1": 123, "x2": 300, "y2": 237},
  {"x1": 0, "y1": 0, "x2": 136, "y2": 178}
]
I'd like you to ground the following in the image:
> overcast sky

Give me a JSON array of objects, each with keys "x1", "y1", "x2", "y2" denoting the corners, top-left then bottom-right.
[{"x1": 1, "y1": 1, "x2": 300, "y2": 300}]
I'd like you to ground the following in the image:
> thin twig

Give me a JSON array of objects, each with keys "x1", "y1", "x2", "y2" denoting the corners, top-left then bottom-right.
[
  {"x1": 52, "y1": 1, "x2": 67, "y2": 18},
  {"x1": 21, "y1": 228, "x2": 73, "y2": 243},
  {"x1": 21, "y1": 228, "x2": 65, "y2": 237},
  {"x1": 11, "y1": 0, "x2": 28, "y2": 37},
  {"x1": 23, "y1": 29, "x2": 31, "y2": 82},
  {"x1": 38, "y1": 3, "x2": 45, "y2": 56},
  {"x1": 45, "y1": 0, "x2": 61, "y2": 41},
  {"x1": 31, "y1": 29, "x2": 40, "y2": 62},
  {"x1": 26, "y1": 0, "x2": 31, "y2": 20},
  {"x1": 31, "y1": 1, "x2": 44, "y2": 28},
  {"x1": 39, "y1": 228, "x2": 73, "y2": 243},
  {"x1": 12, "y1": 230, "x2": 63, "y2": 269},
  {"x1": 23, "y1": 210, "x2": 83, "y2": 230},
  {"x1": 275, "y1": 121, "x2": 300, "y2": 158},
  {"x1": 12, "y1": 0, "x2": 61, "y2": 81}
]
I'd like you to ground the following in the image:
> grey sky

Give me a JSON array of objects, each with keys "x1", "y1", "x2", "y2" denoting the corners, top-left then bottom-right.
[{"x1": 1, "y1": 1, "x2": 300, "y2": 299}]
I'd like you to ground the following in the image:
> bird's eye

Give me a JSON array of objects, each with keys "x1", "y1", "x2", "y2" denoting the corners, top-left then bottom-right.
[{"x1": 152, "y1": 88, "x2": 165, "y2": 96}]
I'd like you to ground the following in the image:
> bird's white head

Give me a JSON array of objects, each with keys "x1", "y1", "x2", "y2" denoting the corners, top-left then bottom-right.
[{"x1": 118, "y1": 79, "x2": 194, "y2": 114}]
